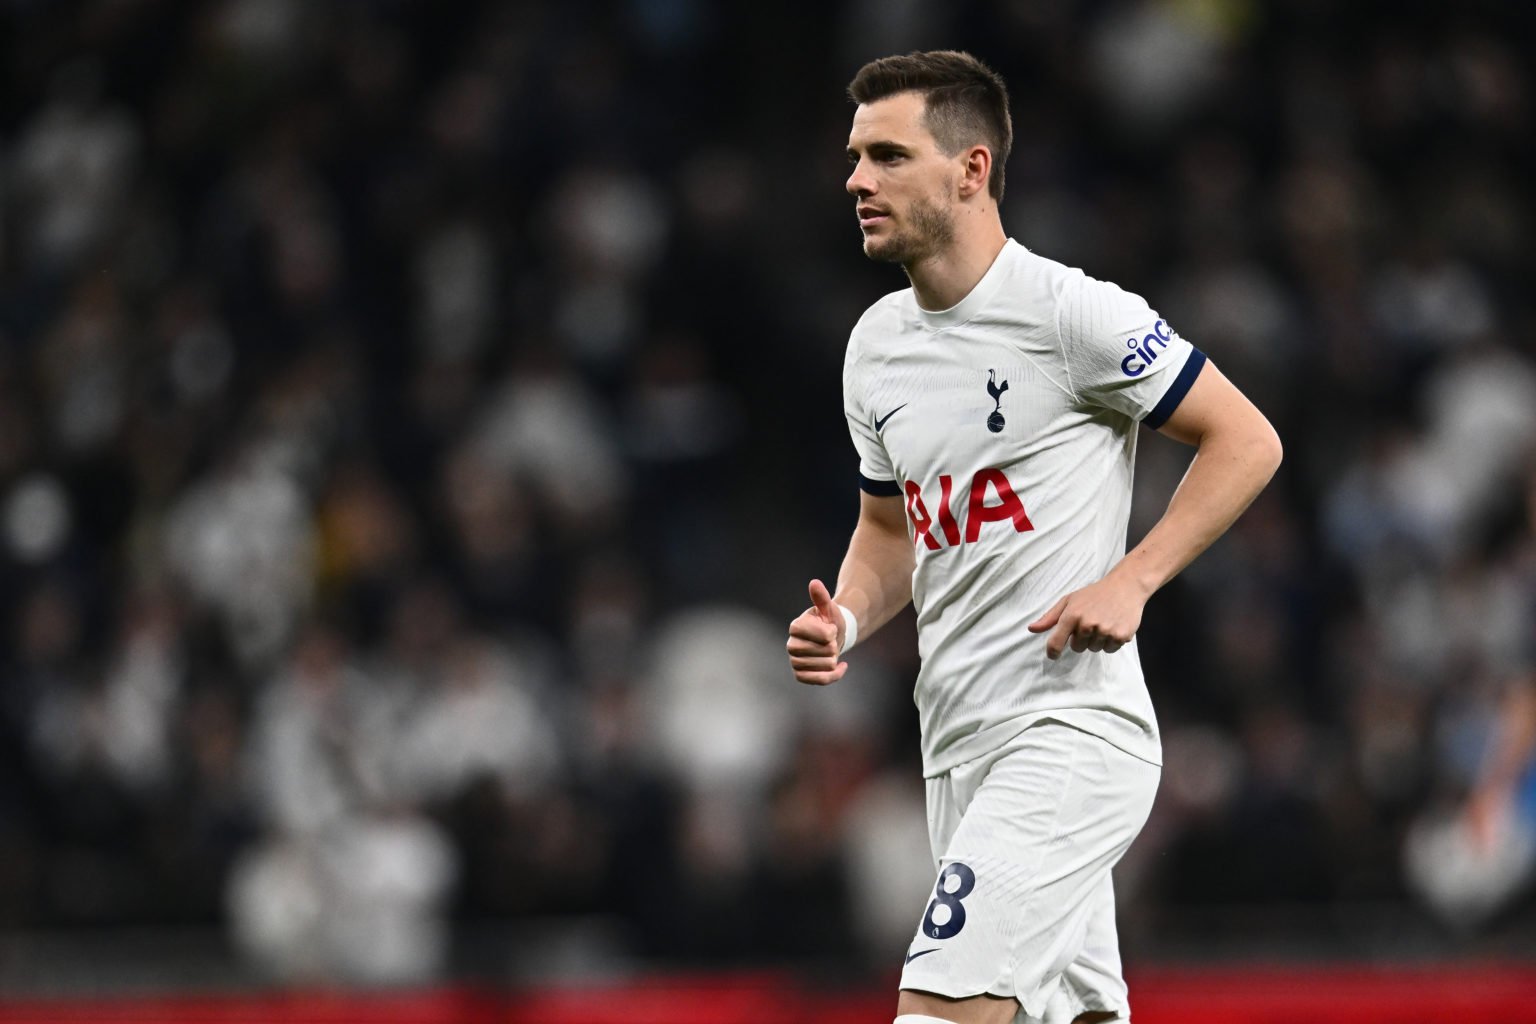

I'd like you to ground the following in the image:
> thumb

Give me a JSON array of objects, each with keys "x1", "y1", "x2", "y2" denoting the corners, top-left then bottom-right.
[
  {"x1": 808, "y1": 579, "x2": 839, "y2": 623},
  {"x1": 1028, "y1": 596, "x2": 1067, "y2": 633}
]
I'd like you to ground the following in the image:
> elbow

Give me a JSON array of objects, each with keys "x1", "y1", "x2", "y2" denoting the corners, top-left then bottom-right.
[
  {"x1": 1255, "y1": 420, "x2": 1283, "y2": 481},
  {"x1": 1214, "y1": 415, "x2": 1281, "y2": 486}
]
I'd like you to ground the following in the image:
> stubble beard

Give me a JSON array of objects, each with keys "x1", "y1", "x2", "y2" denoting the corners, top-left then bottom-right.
[{"x1": 863, "y1": 193, "x2": 956, "y2": 267}]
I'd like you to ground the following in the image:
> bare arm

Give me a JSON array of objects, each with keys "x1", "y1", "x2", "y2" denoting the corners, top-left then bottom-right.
[
  {"x1": 786, "y1": 491, "x2": 912, "y2": 685},
  {"x1": 1483, "y1": 679, "x2": 1536, "y2": 791},
  {"x1": 1465, "y1": 676, "x2": 1536, "y2": 845},
  {"x1": 1029, "y1": 360, "x2": 1282, "y2": 659}
]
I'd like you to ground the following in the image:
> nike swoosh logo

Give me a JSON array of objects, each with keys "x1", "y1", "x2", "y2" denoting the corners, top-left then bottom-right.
[
  {"x1": 874, "y1": 404, "x2": 908, "y2": 433},
  {"x1": 904, "y1": 948, "x2": 940, "y2": 964}
]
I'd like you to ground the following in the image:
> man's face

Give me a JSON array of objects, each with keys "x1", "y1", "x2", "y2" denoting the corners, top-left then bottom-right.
[{"x1": 845, "y1": 91, "x2": 958, "y2": 265}]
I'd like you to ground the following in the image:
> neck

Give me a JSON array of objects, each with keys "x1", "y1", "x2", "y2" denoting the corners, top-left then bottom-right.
[{"x1": 905, "y1": 214, "x2": 1007, "y2": 311}]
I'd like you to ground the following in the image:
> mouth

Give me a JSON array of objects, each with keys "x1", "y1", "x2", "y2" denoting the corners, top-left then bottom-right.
[{"x1": 858, "y1": 207, "x2": 890, "y2": 229}]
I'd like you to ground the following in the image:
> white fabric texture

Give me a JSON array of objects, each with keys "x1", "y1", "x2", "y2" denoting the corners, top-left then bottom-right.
[
  {"x1": 898, "y1": 721, "x2": 1158, "y2": 1022},
  {"x1": 841, "y1": 239, "x2": 1199, "y2": 776}
]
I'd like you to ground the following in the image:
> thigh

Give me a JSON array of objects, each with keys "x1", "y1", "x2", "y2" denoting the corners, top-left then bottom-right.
[{"x1": 900, "y1": 724, "x2": 1158, "y2": 1021}]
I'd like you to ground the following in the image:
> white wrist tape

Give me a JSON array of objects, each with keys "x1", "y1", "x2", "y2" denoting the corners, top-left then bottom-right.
[{"x1": 836, "y1": 603, "x2": 858, "y2": 654}]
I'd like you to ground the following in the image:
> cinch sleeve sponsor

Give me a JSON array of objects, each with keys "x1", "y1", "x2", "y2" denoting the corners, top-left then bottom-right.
[
  {"x1": 1056, "y1": 272, "x2": 1204, "y2": 423},
  {"x1": 843, "y1": 334, "x2": 898, "y2": 494}
]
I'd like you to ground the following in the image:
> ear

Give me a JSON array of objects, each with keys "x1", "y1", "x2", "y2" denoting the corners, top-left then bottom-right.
[{"x1": 957, "y1": 145, "x2": 992, "y2": 200}]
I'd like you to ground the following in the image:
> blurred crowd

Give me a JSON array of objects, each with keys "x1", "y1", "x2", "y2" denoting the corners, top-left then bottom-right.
[{"x1": 2, "y1": 0, "x2": 1534, "y2": 986}]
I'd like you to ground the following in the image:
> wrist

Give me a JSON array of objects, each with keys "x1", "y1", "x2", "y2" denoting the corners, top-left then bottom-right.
[
  {"x1": 836, "y1": 603, "x2": 859, "y2": 654},
  {"x1": 1109, "y1": 555, "x2": 1162, "y2": 603}
]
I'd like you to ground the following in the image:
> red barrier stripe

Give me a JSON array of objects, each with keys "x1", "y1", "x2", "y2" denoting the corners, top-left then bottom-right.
[{"x1": 0, "y1": 967, "x2": 1532, "y2": 1024}]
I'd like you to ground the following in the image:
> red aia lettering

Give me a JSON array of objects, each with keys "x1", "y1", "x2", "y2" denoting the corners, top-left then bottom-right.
[
  {"x1": 936, "y1": 474, "x2": 962, "y2": 546},
  {"x1": 965, "y1": 468, "x2": 1033, "y2": 542},
  {"x1": 904, "y1": 480, "x2": 942, "y2": 551},
  {"x1": 904, "y1": 468, "x2": 1034, "y2": 549}
]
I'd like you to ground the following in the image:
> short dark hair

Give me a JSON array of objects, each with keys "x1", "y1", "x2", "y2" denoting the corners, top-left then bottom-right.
[{"x1": 847, "y1": 50, "x2": 1013, "y2": 202}]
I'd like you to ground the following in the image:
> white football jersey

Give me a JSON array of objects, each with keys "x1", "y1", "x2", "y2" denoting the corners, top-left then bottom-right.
[{"x1": 843, "y1": 239, "x2": 1204, "y2": 776}]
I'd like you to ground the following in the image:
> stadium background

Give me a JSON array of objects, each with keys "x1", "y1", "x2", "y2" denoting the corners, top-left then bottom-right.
[{"x1": 1, "y1": 0, "x2": 1534, "y2": 1019}]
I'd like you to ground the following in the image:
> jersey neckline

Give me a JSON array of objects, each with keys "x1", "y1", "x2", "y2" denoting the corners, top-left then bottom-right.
[{"x1": 912, "y1": 238, "x2": 1022, "y2": 330}]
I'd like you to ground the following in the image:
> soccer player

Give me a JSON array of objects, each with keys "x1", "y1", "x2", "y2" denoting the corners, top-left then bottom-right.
[{"x1": 785, "y1": 51, "x2": 1282, "y2": 1024}]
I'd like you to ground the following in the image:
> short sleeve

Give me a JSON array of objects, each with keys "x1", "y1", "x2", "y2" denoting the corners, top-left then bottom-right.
[
  {"x1": 843, "y1": 337, "x2": 899, "y2": 496},
  {"x1": 1056, "y1": 271, "x2": 1206, "y2": 428}
]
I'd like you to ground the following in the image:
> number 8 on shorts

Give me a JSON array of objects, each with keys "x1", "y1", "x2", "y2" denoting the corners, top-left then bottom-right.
[{"x1": 921, "y1": 862, "x2": 976, "y2": 939}]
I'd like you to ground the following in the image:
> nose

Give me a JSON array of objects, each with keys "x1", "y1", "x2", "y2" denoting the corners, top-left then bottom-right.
[{"x1": 846, "y1": 160, "x2": 874, "y2": 198}]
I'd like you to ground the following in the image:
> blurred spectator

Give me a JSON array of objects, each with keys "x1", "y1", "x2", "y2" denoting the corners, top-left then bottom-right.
[
  {"x1": 227, "y1": 810, "x2": 456, "y2": 984},
  {"x1": 1405, "y1": 675, "x2": 1536, "y2": 930},
  {"x1": 12, "y1": 61, "x2": 140, "y2": 272}
]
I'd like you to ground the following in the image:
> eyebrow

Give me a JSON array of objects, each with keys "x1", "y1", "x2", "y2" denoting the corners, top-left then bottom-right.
[{"x1": 846, "y1": 140, "x2": 910, "y2": 159}]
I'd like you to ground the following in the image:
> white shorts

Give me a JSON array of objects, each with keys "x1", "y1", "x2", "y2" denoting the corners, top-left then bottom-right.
[{"x1": 899, "y1": 720, "x2": 1160, "y2": 1023}]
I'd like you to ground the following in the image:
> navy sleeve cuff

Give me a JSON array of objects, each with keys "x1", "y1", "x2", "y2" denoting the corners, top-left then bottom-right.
[
  {"x1": 859, "y1": 473, "x2": 901, "y2": 497},
  {"x1": 1143, "y1": 348, "x2": 1207, "y2": 430}
]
